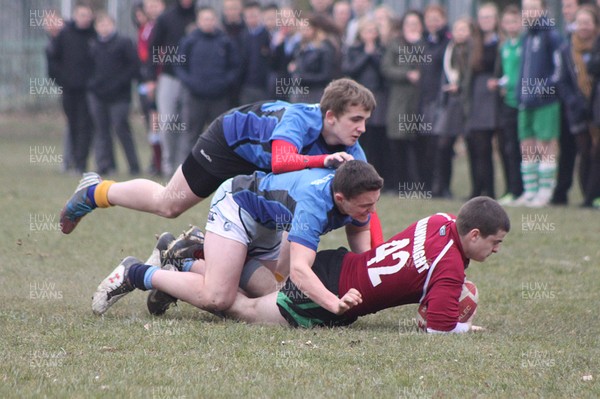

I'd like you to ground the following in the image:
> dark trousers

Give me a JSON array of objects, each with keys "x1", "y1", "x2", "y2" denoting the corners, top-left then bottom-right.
[
  {"x1": 87, "y1": 93, "x2": 140, "y2": 174},
  {"x1": 432, "y1": 135, "x2": 457, "y2": 198},
  {"x1": 389, "y1": 138, "x2": 420, "y2": 193},
  {"x1": 497, "y1": 104, "x2": 523, "y2": 197},
  {"x1": 467, "y1": 130, "x2": 495, "y2": 198},
  {"x1": 416, "y1": 134, "x2": 437, "y2": 192},
  {"x1": 552, "y1": 107, "x2": 578, "y2": 203},
  {"x1": 62, "y1": 89, "x2": 93, "y2": 172},
  {"x1": 584, "y1": 130, "x2": 600, "y2": 205},
  {"x1": 182, "y1": 90, "x2": 229, "y2": 152},
  {"x1": 361, "y1": 125, "x2": 394, "y2": 192}
]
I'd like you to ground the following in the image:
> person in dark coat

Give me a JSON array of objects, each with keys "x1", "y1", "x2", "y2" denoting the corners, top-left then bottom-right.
[
  {"x1": 239, "y1": 1, "x2": 272, "y2": 104},
  {"x1": 381, "y1": 12, "x2": 425, "y2": 194},
  {"x1": 465, "y1": 3, "x2": 500, "y2": 199},
  {"x1": 47, "y1": 3, "x2": 96, "y2": 173},
  {"x1": 175, "y1": 6, "x2": 241, "y2": 151},
  {"x1": 87, "y1": 12, "x2": 140, "y2": 175},
  {"x1": 146, "y1": 0, "x2": 195, "y2": 176},
  {"x1": 418, "y1": 5, "x2": 451, "y2": 193},
  {"x1": 288, "y1": 14, "x2": 340, "y2": 103}
]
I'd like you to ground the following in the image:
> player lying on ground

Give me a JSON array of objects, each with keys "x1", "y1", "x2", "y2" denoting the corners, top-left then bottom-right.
[
  {"x1": 59, "y1": 78, "x2": 384, "y2": 246},
  {"x1": 93, "y1": 160, "x2": 384, "y2": 316},
  {"x1": 93, "y1": 196, "x2": 509, "y2": 333}
]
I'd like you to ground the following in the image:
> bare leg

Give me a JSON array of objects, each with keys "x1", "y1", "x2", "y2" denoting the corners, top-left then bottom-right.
[
  {"x1": 151, "y1": 232, "x2": 247, "y2": 312},
  {"x1": 226, "y1": 292, "x2": 288, "y2": 325},
  {"x1": 107, "y1": 165, "x2": 202, "y2": 218}
]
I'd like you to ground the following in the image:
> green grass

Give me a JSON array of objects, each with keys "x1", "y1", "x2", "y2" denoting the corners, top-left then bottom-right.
[{"x1": 1, "y1": 111, "x2": 599, "y2": 398}]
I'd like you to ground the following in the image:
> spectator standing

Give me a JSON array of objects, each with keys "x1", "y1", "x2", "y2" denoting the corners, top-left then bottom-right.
[
  {"x1": 512, "y1": 0, "x2": 563, "y2": 207},
  {"x1": 561, "y1": 5, "x2": 600, "y2": 207},
  {"x1": 147, "y1": 0, "x2": 195, "y2": 176},
  {"x1": 222, "y1": 0, "x2": 245, "y2": 109},
  {"x1": 431, "y1": 17, "x2": 474, "y2": 199},
  {"x1": 239, "y1": 1, "x2": 272, "y2": 104},
  {"x1": 343, "y1": 17, "x2": 391, "y2": 191},
  {"x1": 87, "y1": 13, "x2": 140, "y2": 175},
  {"x1": 492, "y1": 5, "x2": 524, "y2": 205},
  {"x1": 48, "y1": 2, "x2": 96, "y2": 174},
  {"x1": 175, "y1": 7, "x2": 241, "y2": 152},
  {"x1": 465, "y1": 3, "x2": 500, "y2": 199},
  {"x1": 381, "y1": 11, "x2": 425, "y2": 193},
  {"x1": 333, "y1": 1, "x2": 352, "y2": 44},
  {"x1": 269, "y1": 7, "x2": 301, "y2": 101},
  {"x1": 346, "y1": 0, "x2": 374, "y2": 46},
  {"x1": 289, "y1": 14, "x2": 340, "y2": 103},
  {"x1": 418, "y1": 5, "x2": 451, "y2": 193},
  {"x1": 134, "y1": 0, "x2": 165, "y2": 176}
]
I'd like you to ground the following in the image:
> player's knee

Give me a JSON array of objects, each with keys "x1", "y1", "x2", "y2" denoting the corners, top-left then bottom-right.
[
  {"x1": 157, "y1": 199, "x2": 187, "y2": 218},
  {"x1": 202, "y1": 292, "x2": 235, "y2": 313}
]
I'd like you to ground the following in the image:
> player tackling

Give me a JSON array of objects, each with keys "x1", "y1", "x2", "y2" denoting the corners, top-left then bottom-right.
[{"x1": 93, "y1": 196, "x2": 509, "y2": 333}]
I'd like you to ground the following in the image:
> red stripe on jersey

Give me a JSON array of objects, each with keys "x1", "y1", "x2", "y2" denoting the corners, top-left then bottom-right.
[{"x1": 338, "y1": 214, "x2": 469, "y2": 331}]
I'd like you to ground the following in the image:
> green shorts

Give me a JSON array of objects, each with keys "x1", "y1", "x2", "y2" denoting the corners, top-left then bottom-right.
[
  {"x1": 518, "y1": 102, "x2": 560, "y2": 141},
  {"x1": 276, "y1": 248, "x2": 357, "y2": 328}
]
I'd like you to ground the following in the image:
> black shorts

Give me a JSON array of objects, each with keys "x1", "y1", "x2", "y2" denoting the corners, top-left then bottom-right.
[
  {"x1": 276, "y1": 247, "x2": 357, "y2": 328},
  {"x1": 181, "y1": 117, "x2": 268, "y2": 198}
]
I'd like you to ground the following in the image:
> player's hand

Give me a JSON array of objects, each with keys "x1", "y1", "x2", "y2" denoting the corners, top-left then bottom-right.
[
  {"x1": 324, "y1": 152, "x2": 354, "y2": 168},
  {"x1": 333, "y1": 288, "x2": 362, "y2": 315}
]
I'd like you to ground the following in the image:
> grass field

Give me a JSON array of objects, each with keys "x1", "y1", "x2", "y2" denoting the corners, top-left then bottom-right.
[{"x1": 1, "y1": 111, "x2": 599, "y2": 398}]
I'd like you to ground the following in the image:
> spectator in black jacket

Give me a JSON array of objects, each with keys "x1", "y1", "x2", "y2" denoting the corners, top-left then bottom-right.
[
  {"x1": 175, "y1": 7, "x2": 241, "y2": 150},
  {"x1": 418, "y1": 4, "x2": 451, "y2": 193},
  {"x1": 87, "y1": 12, "x2": 140, "y2": 176},
  {"x1": 268, "y1": 6, "x2": 301, "y2": 101},
  {"x1": 222, "y1": 0, "x2": 245, "y2": 108},
  {"x1": 43, "y1": 9, "x2": 71, "y2": 172},
  {"x1": 239, "y1": 1, "x2": 271, "y2": 104},
  {"x1": 47, "y1": 3, "x2": 95, "y2": 174},
  {"x1": 146, "y1": 0, "x2": 195, "y2": 177},
  {"x1": 289, "y1": 13, "x2": 340, "y2": 103}
]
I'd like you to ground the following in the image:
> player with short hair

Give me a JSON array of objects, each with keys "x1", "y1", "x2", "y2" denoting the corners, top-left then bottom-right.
[
  {"x1": 93, "y1": 196, "x2": 509, "y2": 333},
  {"x1": 59, "y1": 78, "x2": 381, "y2": 238},
  {"x1": 227, "y1": 196, "x2": 510, "y2": 332},
  {"x1": 93, "y1": 160, "x2": 384, "y2": 317}
]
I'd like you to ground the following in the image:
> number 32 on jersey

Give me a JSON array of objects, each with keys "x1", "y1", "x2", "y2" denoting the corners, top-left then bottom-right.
[{"x1": 366, "y1": 239, "x2": 411, "y2": 287}]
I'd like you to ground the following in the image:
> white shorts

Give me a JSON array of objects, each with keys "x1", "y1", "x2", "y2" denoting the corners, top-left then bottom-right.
[{"x1": 206, "y1": 179, "x2": 281, "y2": 261}]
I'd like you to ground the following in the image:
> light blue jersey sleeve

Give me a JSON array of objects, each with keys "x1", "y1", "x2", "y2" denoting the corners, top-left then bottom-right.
[{"x1": 270, "y1": 103, "x2": 323, "y2": 152}]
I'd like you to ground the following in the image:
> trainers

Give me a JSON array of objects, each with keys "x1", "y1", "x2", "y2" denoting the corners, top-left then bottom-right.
[
  {"x1": 162, "y1": 225, "x2": 205, "y2": 270},
  {"x1": 508, "y1": 192, "x2": 536, "y2": 207},
  {"x1": 145, "y1": 232, "x2": 176, "y2": 267},
  {"x1": 497, "y1": 193, "x2": 516, "y2": 206},
  {"x1": 92, "y1": 256, "x2": 140, "y2": 315},
  {"x1": 60, "y1": 172, "x2": 102, "y2": 234},
  {"x1": 146, "y1": 264, "x2": 179, "y2": 316},
  {"x1": 527, "y1": 190, "x2": 552, "y2": 208}
]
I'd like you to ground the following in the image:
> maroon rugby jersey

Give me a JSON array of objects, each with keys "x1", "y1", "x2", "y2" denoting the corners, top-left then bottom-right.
[{"x1": 338, "y1": 213, "x2": 469, "y2": 331}]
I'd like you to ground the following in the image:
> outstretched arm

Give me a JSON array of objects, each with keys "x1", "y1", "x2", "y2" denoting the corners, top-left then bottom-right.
[{"x1": 289, "y1": 242, "x2": 362, "y2": 315}]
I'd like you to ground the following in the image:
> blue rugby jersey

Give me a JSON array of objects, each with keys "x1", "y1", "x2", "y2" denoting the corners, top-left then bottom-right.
[
  {"x1": 230, "y1": 168, "x2": 369, "y2": 251},
  {"x1": 221, "y1": 101, "x2": 366, "y2": 170}
]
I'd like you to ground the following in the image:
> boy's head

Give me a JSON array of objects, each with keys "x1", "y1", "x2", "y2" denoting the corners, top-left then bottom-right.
[
  {"x1": 262, "y1": 3, "x2": 279, "y2": 32},
  {"x1": 562, "y1": 0, "x2": 580, "y2": 25},
  {"x1": 332, "y1": 160, "x2": 383, "y2": 222},
  {"x1": 94, "y1": 12, "x2": 115, "y2": 38},
  {"x1": 456, "y1": 197, "x2": 510, "y2": 262},
  {"x1": 501, "y1": 5, "x2": 522, "y2": 37},
  {"x1": 319, "y1": 78, "x2": 376, "y2": 147},
  {"x1": 73, "y1": 2, "x2": 94, "y2": 29},
  {"x1": 196, "y1": 6, "x2": 217, "y2": 33},
  {"x1": 243, "y1": 1, "x2": 263, "y2": 30},
  {"x1": 424, "y1": 5, "x2": 447, "y2": 34},
  {"x1": 522, "y1": 0, "x2": 546, "y2": 25},
  {"x1": 144, "y1": 0, "x2": 165, "y2": 21}
]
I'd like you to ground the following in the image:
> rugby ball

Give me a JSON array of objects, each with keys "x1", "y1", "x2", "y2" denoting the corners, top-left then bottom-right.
[{"x1": 416, "y1": 280, "x2": 478, "y2": 331}]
